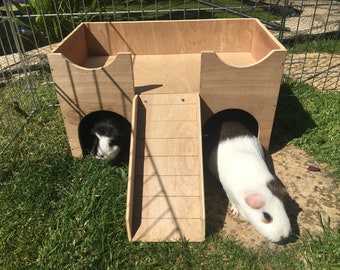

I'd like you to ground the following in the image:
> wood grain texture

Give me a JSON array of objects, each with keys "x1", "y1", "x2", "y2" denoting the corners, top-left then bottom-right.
[
  {"x1": 131, "y1": 218, "x2": 205, "y2": 242},
  {"x1": 48, "y1": 53, "x2": 134, "y2": 156},
  {"x1": 127, "y1": 94, "x2": 205, "y2": 242},
  {"x1": 200, "y1": 50, "x2": 286, "y2": 149},
  {"x1": 49, "y1": 19, "x2": 286, "y2": 155}
]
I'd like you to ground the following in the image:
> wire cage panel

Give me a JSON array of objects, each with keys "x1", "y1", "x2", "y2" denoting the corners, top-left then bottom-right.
[{"x1": 0, "y1": 0, "x2": 339, "y2": 154}]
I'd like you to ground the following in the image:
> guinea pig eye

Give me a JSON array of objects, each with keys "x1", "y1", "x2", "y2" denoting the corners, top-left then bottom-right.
[
  {"x1": 109, "y1": 139, "x2": 116, "y2": 147},
  {"x1": 262, "y1": 212, "x2": 273, "y2": 224}
]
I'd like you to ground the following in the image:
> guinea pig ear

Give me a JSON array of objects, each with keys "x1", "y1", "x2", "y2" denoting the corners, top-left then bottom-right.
[{"x1": 245, "y1": 194, "x2": 265, "y2": 209}]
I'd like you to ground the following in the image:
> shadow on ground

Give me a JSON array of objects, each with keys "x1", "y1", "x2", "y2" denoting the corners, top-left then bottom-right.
[{"x1": 270, "y1": 81, "x2": 316, "y2": 153}]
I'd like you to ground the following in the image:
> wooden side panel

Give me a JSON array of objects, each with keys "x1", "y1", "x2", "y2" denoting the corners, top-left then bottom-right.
[
  {"x1": 48, "y1": 52, "x2": 134, "y2": 157},
  {"x1": 83, "y1": 19, "x2": 285, "y2": 57},
  {"x1": 84, "y1": 19, "x2": 257, "y2": 55},
  {"x1": 200, "y1": 50, "x2": 287, "y2": 149},
  {"x1": 195, "y1": 93, "x2": 206, "y2": 237},
  {"x1": 251, "y1": 21, "x2": 286, "y2": 61},
  {"x1": 127, "y1": 93, "x2": 205, "y2": 242},
  {"x1": 133, "y1": 54, "x2": 201, "y2": 94},
  {"x1": 53, "y1": 24, "x2": 88, "y2": 66}
]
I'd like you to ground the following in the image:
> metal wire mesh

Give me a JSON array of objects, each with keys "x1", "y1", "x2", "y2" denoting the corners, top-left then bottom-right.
[{"x1": 0, "y1": 0, "x2": 339, "y2": 154}]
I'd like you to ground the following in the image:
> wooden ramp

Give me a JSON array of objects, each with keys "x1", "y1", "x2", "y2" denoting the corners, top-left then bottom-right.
[{"x1": 126, "y1": 93, "x2": 205, "y2": 242}]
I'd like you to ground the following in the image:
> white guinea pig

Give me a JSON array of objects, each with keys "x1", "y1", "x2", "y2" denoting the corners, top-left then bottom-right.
[{"x1": 208, "y1": 121, "x2": 291, "y2": 243}]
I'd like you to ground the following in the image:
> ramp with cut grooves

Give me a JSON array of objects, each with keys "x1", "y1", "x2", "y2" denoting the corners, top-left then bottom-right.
[{"x1": 126, "y1": 93, "x2": 205, "y2": 242}]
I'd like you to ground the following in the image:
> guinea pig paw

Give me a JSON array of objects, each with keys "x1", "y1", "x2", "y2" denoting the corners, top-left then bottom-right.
[{"x1": 229, "y1": 206, "x2": 239, "y2": 217}]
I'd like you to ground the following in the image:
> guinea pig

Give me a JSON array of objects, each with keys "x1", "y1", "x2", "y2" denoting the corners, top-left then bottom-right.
[
  {"x1": 208, "y1": 121, "x2": 291, "y2": 243},
  {"x1": 90, "y1": 117, "x2": 129, "y2": 162}
]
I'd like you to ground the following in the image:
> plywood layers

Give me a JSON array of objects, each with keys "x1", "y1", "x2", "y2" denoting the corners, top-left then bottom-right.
[{"x1": 127, "y1": 93, "x2": 205, "y2": 242}]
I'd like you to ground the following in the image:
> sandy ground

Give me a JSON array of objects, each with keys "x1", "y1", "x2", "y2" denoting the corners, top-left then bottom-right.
[{"x1": 205, "y1": 144, "x2": 339, "y2": 250}]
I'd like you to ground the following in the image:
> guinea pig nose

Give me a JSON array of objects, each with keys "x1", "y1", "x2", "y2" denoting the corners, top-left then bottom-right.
[
  {"x1": 280, "y1": 232, "x2": 289, "y2": 240},
  {"x1": 276, "y1": 232, "x2": 292, "y2": 244}
]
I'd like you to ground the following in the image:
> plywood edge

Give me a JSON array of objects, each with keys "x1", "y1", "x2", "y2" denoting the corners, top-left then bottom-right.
[
  {"x1": 201, "y1": 48, "x2": 286, "y2": 69},
  {"x1": 49, "y1": 51, "x2": 132, "y2": 71},
  {"x1": 126, "y1": 95, "x2": 139, "y2": 241},
  {"x1": 195, "y1": 93, "x2": 206, "y2": 237},
  {"x1": 202, "y1": 51, "x2": 251, "y2": 68},
  {"x1": 68, "y1": 135, "x2": 82, "y2": 158}
]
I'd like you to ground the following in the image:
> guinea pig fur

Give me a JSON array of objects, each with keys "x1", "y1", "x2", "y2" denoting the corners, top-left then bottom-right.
[
  {"x1": 208, "y1": 121, "x2": 291, "y2": 243},
  {"x1": 91, "y1": 117, "x2": 125, "y2": 161}
]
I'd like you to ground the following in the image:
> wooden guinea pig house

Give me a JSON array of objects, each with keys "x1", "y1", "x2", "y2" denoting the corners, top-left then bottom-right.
[{"x1": 48, "y1": 19, "x2": 286, "y2": 242}]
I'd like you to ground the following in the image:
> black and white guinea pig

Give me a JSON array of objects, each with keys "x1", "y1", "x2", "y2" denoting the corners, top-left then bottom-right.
[
  {"x1": 90, "y1": 117, "x2": 124, "y2": 160},
  {"x1": 207, "y1": 121, "x2": 291, "y2": 243}
]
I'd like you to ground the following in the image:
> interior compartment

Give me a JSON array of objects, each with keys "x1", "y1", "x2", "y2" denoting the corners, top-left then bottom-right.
[{"x1": 53, "y1": 19, "x2": 285, "y2": 94}]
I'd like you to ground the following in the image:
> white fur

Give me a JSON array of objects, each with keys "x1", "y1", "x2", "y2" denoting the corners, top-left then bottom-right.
[
  {"x1": 209, "y1": 135, "x2": 291, "y2": 242},
  {"x1": 95, "y1": 133, "x2": 121, "y2": 160}
]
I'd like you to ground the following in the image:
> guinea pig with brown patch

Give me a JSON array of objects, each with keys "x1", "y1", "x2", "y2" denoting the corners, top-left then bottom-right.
[{"x1": 208, "y1": 121, "x2": 291, "y2": 243}]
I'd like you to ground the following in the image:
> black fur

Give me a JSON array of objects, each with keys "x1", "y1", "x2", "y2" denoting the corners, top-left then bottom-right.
[
  {"x1": 78, "y1": 111, "x2": 131, "y2": 164},
  {"x1": 219, "y1": 121, "x2": 254, "y2": 142}
]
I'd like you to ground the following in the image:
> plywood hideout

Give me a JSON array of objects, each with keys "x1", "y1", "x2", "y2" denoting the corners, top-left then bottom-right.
[{"x1": 48, "y1": 19, "x2": 286, "y2": 242}]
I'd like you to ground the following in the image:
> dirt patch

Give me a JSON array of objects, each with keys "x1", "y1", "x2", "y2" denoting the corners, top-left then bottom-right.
[{"x1": 205, "y1": 144, "x2": 339, "y2": 250}]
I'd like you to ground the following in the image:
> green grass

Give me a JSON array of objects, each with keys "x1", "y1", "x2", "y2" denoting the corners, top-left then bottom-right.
[
  {"x1": 285, "y1": 33, "x2": 340, "y2": 54},
  {"x1": 0, "y1": 71, "x2": 54, "y2": 152},
  {"x1": 272, "y1": 77, "x2": 340, "y2": 180},
  {"x1": 0, "y1": 75, "x2": 339, "y2": 269},
  {"x1": 84, "y1": 0, "x2": 282, "y2": 22},
  {"x1": 2, "y1": 0, "x2": 282, "y2": 53}
]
